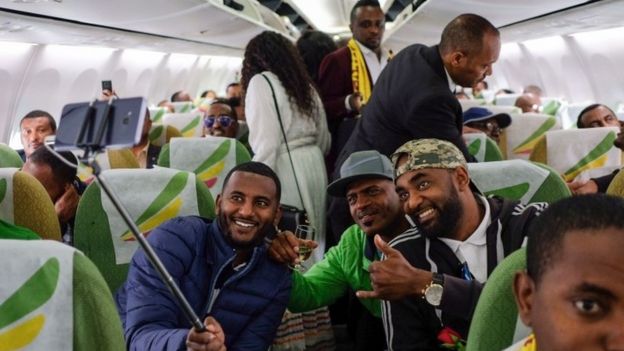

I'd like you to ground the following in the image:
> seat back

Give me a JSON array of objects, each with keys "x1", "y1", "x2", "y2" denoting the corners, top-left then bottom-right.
[
  {"x1": 170, "y1": 101, "x2": 194, "y2": 113},
  {"x1": 162, "y1": 112, "x2": 204, "y2": 138},
  {"x1": 0, "y1": 168, "x2": 61, "y2": 240},
  {"x1": 505, "y1": 113, "x2": 560, "y2": 160},
  {"x1": 459, "y1": 99, "x2": 486, "y2": 111},
  {"x1": 158, "y1": 136, "x2": 252, "y2": 199},
  {"x1": 149, "y1": 124, "x2": 182, "y2": 147},
  {"x1": 464, "y1": 133, "x2": 504, "y2": 162},
  {"x1": 606, "y1": 167, "x2": 624, "y2": 196},
  {"x1": 468, "y1": 159, "x2": 571, "y2": 204},
  {"x1": 148, "y1": 106, "x2": 169, "y2": 124},
  {"x1": 0, "y1": 239, "x2": 125, "y2": 350},
  {"x1": 466, "y1": 248, "x2": 528, "y2": 351},
  {"x1": 530, "y1": 127, "x2": 621, "y2": 182},
  {"x1": 0, "y1": 143, "x2": 23, "y2": 168},
  {"x1": 494, "y1": 93, "x2": 522, "y2": 106},
  {"x1": 484, "y1": 105, "x2": 521, "y2": 115},
  {"x1": 76, "y1": 149, "x2": 140, "y2": 181},
  {"x1": 74, "y1": 168, "x2": 215, "y2": 292}
]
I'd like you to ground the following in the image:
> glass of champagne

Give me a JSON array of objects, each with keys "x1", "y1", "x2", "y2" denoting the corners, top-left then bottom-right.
[{"x1": 291, "y1": 224, "x2": 315, "y2": 272}]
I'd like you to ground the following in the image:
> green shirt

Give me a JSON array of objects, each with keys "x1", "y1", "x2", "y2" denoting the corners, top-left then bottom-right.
[
  {"x1": 0, "y1": 219, "x2": 40, "y2": 240},
  {"x1": 289, "y1": 224, "x2": 381, "y2": 317}
]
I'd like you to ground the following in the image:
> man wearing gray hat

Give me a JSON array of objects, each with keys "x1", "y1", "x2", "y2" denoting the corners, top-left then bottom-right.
[
  {"x1": 269, "y1": 150, "x2": 414, "y2": 350},
  {"x1": 357, "y1": 139, "x2": 546, "y2": 350}
]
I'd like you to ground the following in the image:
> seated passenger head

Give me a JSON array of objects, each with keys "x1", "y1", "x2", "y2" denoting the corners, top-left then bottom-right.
[
  {"x1": 439, "y1": 14, "x2": 500, "y2": 88},
  {"x1": 157, "y1": 100, "x2": 175, "y2": 113},
  {"x1": 171, "y1": 90, "x2": 192, "y2": 102},
  {"x1": 462, "y1": 107, "x2": 511, "y2": 143},
  {"x1": 225, "y1": 83, "x2": 242, "y2": 99},
  {"x1": 203, "y1": 98, "x2": 238, "y2": 138},
  {"x1": 577, "y1": 104, "x2": 619, "y2": 129},
  {"x1": 514, "y1": 93, "x2": 542, "y2": 113},
  {"x1": 22, "y1": 146, "x2": 77, "y2": 203},
  {"x1": 392, "y1": 139, "x2": 475, "y2": 239},
  {"x1": 350, "y1": 0, "x2": 385, "y2": 52},
  {"x1": 513, "y1": 194, "x2": 624, "y2": 350},
  {"x1": 20, "y1": 110, "x2": 56, "y2": 157},
  {"x1": 327, "y1": 150, "x2": 404, "y2": 237},
  {"x1": 472, "y1": 80, "x2": 488, "y2": 96},
  {"x1": 217, "y1": 161, "x2": 281, "y2": 249},
  {"x1": 200, "y1": 89, "x2": 218, "y2": 100},
  {"x1": 523, "y1": 84, "x2": 543, "y2": 97}
]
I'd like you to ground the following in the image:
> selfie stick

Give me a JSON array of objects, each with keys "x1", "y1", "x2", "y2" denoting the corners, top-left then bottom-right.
[{"x1": 76, "y1": 98, "x2": 205, "y2": 332}]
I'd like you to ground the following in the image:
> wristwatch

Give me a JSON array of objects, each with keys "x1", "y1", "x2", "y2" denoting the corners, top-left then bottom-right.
[{"x1": 422, "y1": 273, "x2": 445, "y2": 307}]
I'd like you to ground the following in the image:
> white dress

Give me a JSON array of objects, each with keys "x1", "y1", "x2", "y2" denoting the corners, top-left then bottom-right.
[{"x1": 246, "y1": 71, "x2": 331, "y2": 265}]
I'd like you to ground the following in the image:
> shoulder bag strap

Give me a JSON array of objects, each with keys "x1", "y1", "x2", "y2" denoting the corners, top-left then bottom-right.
[{"x1": 260, "y1": 73, "x2": 306, "y2": 210}]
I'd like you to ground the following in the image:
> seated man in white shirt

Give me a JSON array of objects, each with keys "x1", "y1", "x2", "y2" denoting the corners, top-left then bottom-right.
[
  {"x1": 509, "y1": 194, "x2": 624, "y2": 351},
  {"x1": 357, "y1": 138, "x2": 546, "y2": 350}
]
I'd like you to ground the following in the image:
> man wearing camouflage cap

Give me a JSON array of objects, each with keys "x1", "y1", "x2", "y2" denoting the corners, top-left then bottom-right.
[{"x1": 357, "y1": 138, "x2": 546, "y2": 350}]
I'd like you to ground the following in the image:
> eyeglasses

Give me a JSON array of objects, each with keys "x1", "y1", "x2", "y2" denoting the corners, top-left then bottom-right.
[
  {"x1": 469, "y1": 121, "x2": 501, "y2": 134},
  {"x1": 204, "y1": 115, "x2": 234, "y2": 128}
]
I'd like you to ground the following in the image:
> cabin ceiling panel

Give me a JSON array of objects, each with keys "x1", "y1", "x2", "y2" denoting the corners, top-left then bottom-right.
[{"x1": 384, "y1": 0, "x2": 588, "y2": 52}]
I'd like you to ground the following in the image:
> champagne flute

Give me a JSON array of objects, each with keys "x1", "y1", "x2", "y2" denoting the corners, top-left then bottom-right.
[{"x1": 290, "y1": 224, "x2": 315, "y2": 272}]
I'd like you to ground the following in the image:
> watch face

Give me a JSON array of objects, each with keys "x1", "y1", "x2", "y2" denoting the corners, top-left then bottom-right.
[{"x1": 425, "y1": 283, "x2": 444, "y2": 306}]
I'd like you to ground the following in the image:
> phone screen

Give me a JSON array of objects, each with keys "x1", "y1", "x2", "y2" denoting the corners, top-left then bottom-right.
[{"x1": 102, "y1": 80, "x2": 113, "y2": 92}]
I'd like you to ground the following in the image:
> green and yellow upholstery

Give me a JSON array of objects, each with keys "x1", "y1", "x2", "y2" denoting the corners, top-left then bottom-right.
[
  {"x1": 148, "y1": 107, "x2": 169, "y2": 124},
  {"x1": 464, "y1": 133, "x2": 504, "y2": 162},
  {"x1": 468, "y1": 159, "x2": 571, "y2": 204},
  {"x1": 170, "y1": 101, "x2": 194, "y2": 113},
  {"x1": 162, "y1": 112, "x2": 204, "y2": 138},
  {"x1": 158, "y1": 136, "x2": 251, "y2": 199},
  {"x1": 529, "y1": 127, "x2": 621, "y2": 182},
  {"x1": 148, "y1": 124, "x2": 182, "y2": 147},
  {"x1": 506, "y1": 113, "x2": 560, "y2": 160},
  {"x1": 606, "y1": 167, "x2": 624, "y2": 197},
  {"x1": 74, "y1": 168, "x2": 215, "y2": 292},
  {"x1": 0, "y1": 239, "x2": 125, "y2": 350},
  {"x1": 76, "y1": 149, "x2": 139, "y2": 182},
  {"x1": 0, "y1": 168, "x2": 61, "y2": 240},
  {"x1": 466, "y1": 248, "x2": 529, "y2": 351},
  {"x1": 0, "y1": 143, "x2": 23, "y2": 168}
]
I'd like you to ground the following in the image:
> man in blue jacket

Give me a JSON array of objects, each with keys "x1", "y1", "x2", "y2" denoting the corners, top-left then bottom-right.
[{"x1": 116, "y1": 161, "x2": 291, "y2": 350}]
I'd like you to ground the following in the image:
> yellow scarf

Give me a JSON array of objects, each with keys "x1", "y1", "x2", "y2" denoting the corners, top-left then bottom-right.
[
  {"x1": 520, "y1": 334, "x2": 537, "y2": 351},
  {"x1": 347, "y1": 38, "x2": 372, "y2": 104}
]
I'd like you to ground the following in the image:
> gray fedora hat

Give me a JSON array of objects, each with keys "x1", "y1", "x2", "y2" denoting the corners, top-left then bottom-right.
[{"x1": 327, "y1": 150, "x2": 394, "y2": 197}]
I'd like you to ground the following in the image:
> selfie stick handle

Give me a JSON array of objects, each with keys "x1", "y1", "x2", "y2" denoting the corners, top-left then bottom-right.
[{"x1": 79, "y1": 97, "x2": 204, "y2": 332}]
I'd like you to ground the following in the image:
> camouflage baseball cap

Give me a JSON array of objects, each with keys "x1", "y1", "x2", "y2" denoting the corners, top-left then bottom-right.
[{"x1": 391, "y1": 139, "x2": 467, "y2": 179}]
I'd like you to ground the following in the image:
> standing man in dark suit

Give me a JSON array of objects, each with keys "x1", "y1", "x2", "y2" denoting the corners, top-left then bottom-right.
[
  {"x1": 327, "y1": 14, "x2": 501, "y2": 243},
  {"x1": 318, "y1": 0, "x2": 391, "y2": 175},
  {"x1": 336, "y1": 13, "x2": 500, "y2": 169}
]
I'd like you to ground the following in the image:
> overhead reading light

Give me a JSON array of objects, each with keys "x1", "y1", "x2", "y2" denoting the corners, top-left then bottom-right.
[{"x1": 224, "y1": 0, "x2": 244, "y2": 11}]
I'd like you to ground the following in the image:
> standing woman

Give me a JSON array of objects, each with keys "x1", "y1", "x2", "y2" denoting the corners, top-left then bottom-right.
[
  {"x1": 242, "y1": 31, "x2": 334, "y2": 351},
  {"x1": 242, "y1": 31, "x2": 331, "y2": 263}
]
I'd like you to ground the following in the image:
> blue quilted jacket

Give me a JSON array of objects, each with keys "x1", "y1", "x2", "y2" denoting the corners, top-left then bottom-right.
[{"x1": 116, "y1": 216, "x2": 291, "y2": 350}]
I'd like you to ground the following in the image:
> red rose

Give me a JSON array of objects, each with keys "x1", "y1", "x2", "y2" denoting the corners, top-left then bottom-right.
[{"x1": 437, "y1": 327, "x2": 466, "y2": 350}]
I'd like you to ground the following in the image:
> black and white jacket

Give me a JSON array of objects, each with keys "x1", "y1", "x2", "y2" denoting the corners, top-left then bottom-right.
[{"x1": 381, "y1": 196, "x2": 547, "y2": 350}]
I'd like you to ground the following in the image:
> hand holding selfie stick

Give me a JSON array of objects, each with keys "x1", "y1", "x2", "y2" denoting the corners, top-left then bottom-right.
[{"x1": 75, "y1": 97, "x2": 206, "y2": 332}]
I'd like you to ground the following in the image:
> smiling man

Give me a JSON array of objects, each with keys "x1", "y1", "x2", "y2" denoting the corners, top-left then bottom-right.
[
  {"x1": 116, "y1": 162, "x2": 291, "y2": 350},
  {"x1": 356, "y1": 139, "x2": 545, "y2": 350},
  {"x1": 202, "y1": 98, "x2": 239, "y2": 139},
  {"x1": 509, "y1": 194, "x2": 624, "y2": 351},
  {"x1": 269, "y1": 150, "x2": 412, "y2": 350}
]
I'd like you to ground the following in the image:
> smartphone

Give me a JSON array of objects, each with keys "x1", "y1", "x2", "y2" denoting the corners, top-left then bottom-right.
[{"x1": 102, "y1": 80, "x2": 113, "y2": 92}]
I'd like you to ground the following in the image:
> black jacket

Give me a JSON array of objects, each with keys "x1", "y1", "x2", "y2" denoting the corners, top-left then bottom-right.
[
  {"x1": 381, "y1": 196, "x2": 547, "y2": 350},
  {"x1": 335, "y1": 44, "x2": 470, "y2": 176}
]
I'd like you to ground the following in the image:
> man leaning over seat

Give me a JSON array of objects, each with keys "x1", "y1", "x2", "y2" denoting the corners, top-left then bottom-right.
[{"x1": 357, "y1": 139, "x2": 546, "y2": 350}]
